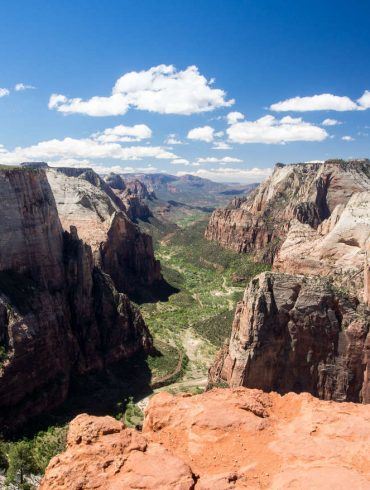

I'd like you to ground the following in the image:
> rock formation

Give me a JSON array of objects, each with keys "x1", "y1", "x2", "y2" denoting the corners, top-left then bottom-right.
[
  {"x1": 205, "y1": 159, "x2": 370, "y2": 263},
  {"x1": 41, "y1": 388, "x2": 370, "y2": 489},
  {"x1": 46, "y1": 167, "x2": 161, "y2": 296},
  {"x1": 274, "y1": 191, "x2": 370, "y2": 301},
  {"x1": 104, "y1": 173, "x2": 154, "y2": 222},
  {"x1": 209, "y1": 272, "x2": 369, "y2": 403},
  {"x1": 0, "y1": 167, "x2": 152, "y2": 430}
]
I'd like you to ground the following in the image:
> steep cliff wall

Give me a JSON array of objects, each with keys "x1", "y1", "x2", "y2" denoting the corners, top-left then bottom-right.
[
  {"x1": 47, "y1": 167, "x2": 161, "y2": 296},
  {"x1": 274, "y1": 191, "x2": 370, "y2": 300},
  {"x1": 0, "y1": 168, "x2": 152, "y2": 430},
  {"x1": 209, "y1": 272, "x2": 369, "y2": 403},
  {"x1": 205, "y1": 159, "x2": 370, "y2": 263}
]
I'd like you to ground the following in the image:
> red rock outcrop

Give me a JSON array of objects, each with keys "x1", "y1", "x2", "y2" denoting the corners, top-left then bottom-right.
[
  {"x1": 209, "y1": 272, "x2": 369, "y2": 403},
  {"x1": 46, "y1": 167, "x2": 161, "y2": 297},
  {"x1": 205, "y1": 159, "x2": 370, "y2": 263},
  {"x1": 0, "y1": 167, "x2": 152, "y2": 431},
  {"x1": 41, "y1": 388, "x2": 370, "y2": 489}
]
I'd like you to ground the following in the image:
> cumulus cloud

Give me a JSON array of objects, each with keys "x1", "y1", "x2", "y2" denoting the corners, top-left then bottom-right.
[
  {"x1": 270, "y1": 94, "x2": 359, "y2": 112},
  {"x1": 0, "y1": 88, "x2": 10, "y2": 98},
  {"x1": 176, "y1": 166, "x2": 272, "y2": 184},
  {"x1": 321, "y1": 118, "x2": 341, "y2": 126},
  {"x1": 357, "y1": 90, "x2": 370, "y2": 109},
  {"x1": 171, "y1": 158, "x2": 190, "y2": 165},
  {"x1": 0, "y1": 129, "x2": 177, "y2": 167},
  {"x1": 92, "y1": 124, "x2": 152, "y2": 143},
  {"x1": 227, "y1": 115, "x2": 327, "y2": 144},
  {"x1": 212, "y1": 141, "x2": 232, "y2": 150},
  {"x1": 226, "y1": 111, "x2": 245, "y2": 124},
  {"x1": 196, "y1": 156, "x2": 243, "y2": 165},
  {"x1": 165, "y1": 134, "x2": 184, "y2": 145},
  {"x1": 15, "y1": 83, "x2": 36, "y2": 91},
  {"x1": 342, "y1": 135, "x2": 354, "y2": 141},
  {"x1": 187, "y1": 125, "x2": 215, "y2": 142},
  {"x1": 49, "y1": 65, "x2": 234, "y2": 116}
]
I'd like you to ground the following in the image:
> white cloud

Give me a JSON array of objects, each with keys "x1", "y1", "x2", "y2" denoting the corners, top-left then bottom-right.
[
  {"x1": 357, "y1": 90, "x2": 370, "y2": 109},
  {"x1": 0, "y1": 88, "x2": 10, "y2": 98},
  {"x1": 227, "y1": 115, "x2": 328, "y2": 144},
  {"x1": 48, "y1": 93, "x2": 130, "y2": 116},
  {"x1": 176, "y1": 166, "x2": 272, "y2": 184},
  {"x1": 171, "y1": 158, "x2": 190, "y2": 165},
  {"x1": 226, "y1": 111, "x2": 245, "y2": 124},
  {"x1": 92, "y1": 124, "x2": 152, "y2": 143},
  {"x1": 0, "y1": 130, "x2": 177, "y2": 166},
  {"x1": 321, "y1": 118, "x2": 341, "y2": 126},
  {"x1": 342, "y1": 135, "x2": 354, "y2": 141},
  {"x1": 165, "y1": 134, "x2": 184, "y2": 145},
  {"x1": 187, "y1": 125, "x2": 215, "y2": 142},
  {"x1": 15, "y1": 83, "x2": 36, "y2": 91},
  {"x1": 212, "y1": 141, "x2": 232, "y2": 150},
  {"x1": 270, "y1": 94, "x2": 358, "y2": 112},
  {"x1": 196, "y1": 156, "x2": 243, "y2": 165},
  {"x1": 49, "y1": 64, "x2": 234, "y2": 117}
]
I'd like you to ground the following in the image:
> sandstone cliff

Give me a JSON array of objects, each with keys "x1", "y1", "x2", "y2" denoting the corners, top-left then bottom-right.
[
  {"x1": 40, "y1": 388, "x2": 370, "y2": 489},
  {"x1": 0, "y1": 167, "x2": 152, "y2": 430},
  {"x1": 104, "y1": 172, "x2": 154, "y2": 222},
  {"x1": 209, "y1": 272, "x2": 369, "y2": 403},
  {"x1": 274, "y1": 191, "x2": 370, "y2": 301},
  {"x1": 46, "y1": 167, "x2": 161, "y2": 296},
  {"x1": 205, "y1": 159, "x2": 370, "y2": 263}
]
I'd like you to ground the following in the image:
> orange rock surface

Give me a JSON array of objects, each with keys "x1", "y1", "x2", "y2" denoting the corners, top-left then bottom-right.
[{"x1": 41, "y1": 388, "x2": 370, "y2": 489}]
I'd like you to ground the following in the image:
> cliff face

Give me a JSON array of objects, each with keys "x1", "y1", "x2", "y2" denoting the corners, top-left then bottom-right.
[
  {"x1": 205, "y1": 159, "x2": 370, "y2": 263},
  {"x1": 0, "y1": 168, "x2": 152, "y2": 430},
  {"x1": 47, "y1": 167, "x2": 161, "y2": 296},
  {"x1": 209, "y1": 272, "x2": 369, "y2": 403},
  {"x1": 41, "y1": 388, "x2": 370, "y2": 489},
  {"x1": 104, "y1": 174, "x2": 154, "y2": 222},
  {"x1": 274, "y1": 191, "x2": 370, "y2": 300}
]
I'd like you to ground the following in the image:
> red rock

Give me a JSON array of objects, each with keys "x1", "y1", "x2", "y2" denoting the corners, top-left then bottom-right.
[{"x1": 41, "y1": 388, "x2": 370, "y2": 489}]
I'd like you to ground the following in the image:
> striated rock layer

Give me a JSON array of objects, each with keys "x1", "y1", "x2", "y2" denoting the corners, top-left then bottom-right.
[
  {"x1": 274, "y1": 191, "x2": 370, "y2": 301},
  {"x1": 209, "y1": 272, "x2": 370, "y2": 403},
  {"x1": 0, "y1": 168, "x2": 152, "y2": 430},
  {"x1": 41, "y1": 388, "x2": 370, "y2": 489},
  {"x1": 46, "y1": 167, "x2": 161, "y2": 296},
  {"x1": 205, "y1": 159, "x2": 370, "y2": 263}
]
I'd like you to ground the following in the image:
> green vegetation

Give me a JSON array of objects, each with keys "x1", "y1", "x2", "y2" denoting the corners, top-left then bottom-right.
[
  {"x1": 142, "y1": 218, "x2": 269, "y2": 349},
  {"x1": 123, "y1": 397, "x2": 144, "y2": 428},
  {"x1": 0, "y1": 426, "x2": 67, "y2": 488}
]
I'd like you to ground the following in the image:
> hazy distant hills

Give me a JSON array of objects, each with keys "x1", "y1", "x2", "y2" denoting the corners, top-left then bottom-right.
[{"x1": 121, "y1": 172, "x2": 258, "y2": 208}]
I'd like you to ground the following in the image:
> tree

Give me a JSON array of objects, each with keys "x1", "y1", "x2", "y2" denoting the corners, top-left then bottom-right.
[{"x1": 5, "y1": 440, "x2": 35, "y2": 487}]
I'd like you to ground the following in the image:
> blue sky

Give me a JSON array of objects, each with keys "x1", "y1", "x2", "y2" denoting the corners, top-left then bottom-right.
[{"x1": 0, "y1": 0, "x2": 369, "y2": 182}]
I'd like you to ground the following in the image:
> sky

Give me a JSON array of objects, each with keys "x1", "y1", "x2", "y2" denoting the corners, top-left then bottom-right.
[{"x1": 0, "y1": 0, "x2": 370, "y2": 183}]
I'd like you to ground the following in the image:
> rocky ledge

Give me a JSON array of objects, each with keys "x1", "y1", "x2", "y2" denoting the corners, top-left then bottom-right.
[{"x1": 40, "y1": 388, "x2": 370, "y2": 489}]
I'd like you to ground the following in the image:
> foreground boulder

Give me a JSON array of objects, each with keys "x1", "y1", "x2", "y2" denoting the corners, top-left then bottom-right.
[
  {"x1": 0, "y1": 167, "x2": 152, "y2": 430},
  {"x1": 209, "y1": 272, "x2": 369, "y2": 403},
  {"x1": 41, "y1": 388, "x2": 370, "y2": 489}
]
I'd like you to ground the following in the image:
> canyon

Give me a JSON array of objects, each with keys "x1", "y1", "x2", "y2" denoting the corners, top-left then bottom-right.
[
  {"x1": 0, "y1": 165, "x2": 155, "y2": 431},
  {"x1": 207, "y1": 159, "x2": 370, "y2": 403}
]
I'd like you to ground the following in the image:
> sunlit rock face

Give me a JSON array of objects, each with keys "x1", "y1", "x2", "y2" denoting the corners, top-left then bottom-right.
[
  {"x1": 0, "y1": 167, "x2": 152, "y2": 431},
  {"x1": 47, "y1": 167, "x2": 161, "y2": 296},
  {"x1": 40, "y1": 388, "x2": 370, "y2": 489},
  {"x1": 209, "y1": 272, "x2": 369, "y2": 403},
  {"x1": 205, "y1": 159, "x2": 370, "y2": 263}
]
